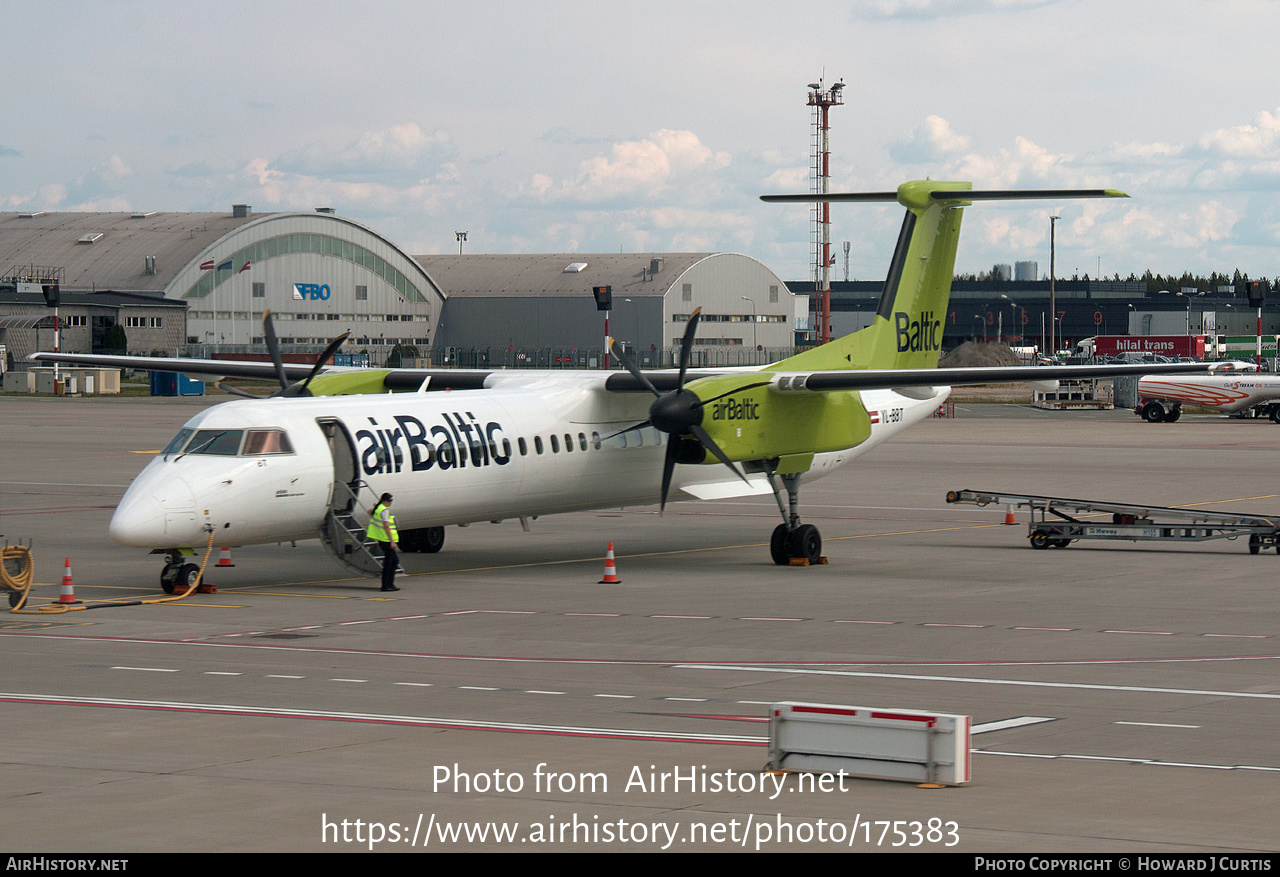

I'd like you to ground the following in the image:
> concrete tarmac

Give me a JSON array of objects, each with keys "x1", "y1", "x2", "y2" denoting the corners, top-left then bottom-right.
[{"x1": 2, "y1": 394, "x2": 1278, "y2": 852}]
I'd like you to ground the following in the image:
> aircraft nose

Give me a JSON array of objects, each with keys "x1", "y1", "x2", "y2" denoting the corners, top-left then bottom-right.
[
  {"x1": 109, "y1": 491, "x2": 168, "y2": 547},
  {"x1": 110, "y1": 476, "x2": 196, "y2": 547}
]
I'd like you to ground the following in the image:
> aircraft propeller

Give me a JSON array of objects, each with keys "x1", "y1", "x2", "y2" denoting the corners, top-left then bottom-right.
[
  {"x1": 215, "y1": 310, "x2": 349, "y2": 398},
  {"x1": 606, "y1": 307, "x2": 768, "y2": 512}
]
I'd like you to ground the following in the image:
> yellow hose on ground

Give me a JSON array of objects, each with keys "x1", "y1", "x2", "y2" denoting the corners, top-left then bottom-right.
[
  {"x1": 6, "y1": 532, "x2": 217, "y2": 614},
  {"x1": 2, "y1": 545, "x2": 35, "y2": 610}
]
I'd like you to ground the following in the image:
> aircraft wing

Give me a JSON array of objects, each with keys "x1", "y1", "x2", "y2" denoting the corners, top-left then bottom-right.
[
  {"x1": 604, "y1": 360, "x2": 1227, "y2": 393},
  {"x1": 28, "y1": 351, "x2": 496, "y2": 391},
  {"x1": 792, "y1": 360, "x2": 1225, "y2": 392},
  {"x1": 28, "y1": 351, "x2": 1231, "y2": 396}
]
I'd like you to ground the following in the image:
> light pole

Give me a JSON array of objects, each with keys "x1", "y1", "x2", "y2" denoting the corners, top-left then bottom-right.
[
  {"x1": 1049, "y1": 215, "x2": 1059, "y2": 355},
  {"x1": 973, "y1": 314, "x2": 984, "y2": 343},
  {"x1": 1176, "y1": 291, "x2": 1193, "y2": 357},
  {"x1": 1000, "y1": 295, "x2": 1021, "y2": 344},
  {"x1": 740, "y1": 295, "x2": 757, "y2": 358},
  {"x1": 455, "y1": 231, "x2": 467, "y2": 254}
]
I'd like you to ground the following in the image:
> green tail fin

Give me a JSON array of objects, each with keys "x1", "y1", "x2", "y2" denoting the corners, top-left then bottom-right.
[
  {"x1": 776, "y1": 180, "x2": 971, "y2": 373},
  {"x1": 765, "y1": 181, "x2": 1127, "y2": 373}
]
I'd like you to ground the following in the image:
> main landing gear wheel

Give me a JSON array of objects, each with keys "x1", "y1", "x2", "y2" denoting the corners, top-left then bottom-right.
[
  {"x1": 789, "y1": 524, "x2": 822, "y2": 563},
  {"x1": 1142, "y1": 402, "x2": 1165, "y2": 423},
  {"x1": 769, "y1": 523, "x2": 824, "y2": 565},
  {"x1": 770, "y1": 524, "x2": 790, "y2": 566},
  {"x1": 401, "y1": 526, "x2": 445, "y2": 553},
  {"x1": 765, "y1": 470, "x2": 825, "y2": 566}
]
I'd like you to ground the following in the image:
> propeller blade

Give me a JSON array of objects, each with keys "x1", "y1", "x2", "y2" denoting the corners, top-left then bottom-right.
[
  {"x1": 676, "y1": 307, "x2": 702, "y2": 389},
  {"x1": 690, "y1": 423, "x2": 750, "y2": 486},
  {"x1": 598, "y1": 420, "x2": 652, "y2": 443},
  {"x1": 659, "y1": 439, "x2": 679, "y2": 515},
  {"x1": 214, "y1": 381, "x2": 260, "y2": 399},
  {"x1": 609, "y1": 336, "x2": 661, "y2": 397},
  {"x1": 261, "y1": 310, "x2": 290, "y2": 393},
  {"x1": 292, "y1": 331, "x2": 350, "y2": 395}
]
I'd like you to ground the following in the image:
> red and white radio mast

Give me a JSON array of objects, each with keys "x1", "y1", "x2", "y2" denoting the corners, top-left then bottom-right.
[{"x1": 808, "y1": 76, "x2": 844, "y2": 345}]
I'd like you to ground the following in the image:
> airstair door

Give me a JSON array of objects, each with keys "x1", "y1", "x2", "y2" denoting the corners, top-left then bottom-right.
[{"x1": 315, "y1": 418, "x2": 383, "y2": 576}]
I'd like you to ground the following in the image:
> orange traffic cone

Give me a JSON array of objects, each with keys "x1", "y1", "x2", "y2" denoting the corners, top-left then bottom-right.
[
  {"x1": 1004, "y1": 504, "x2": 1016, "y2": 525},
  {"x1": 58, "y1": 557, "x2": 80, "y2": 604},
  {"x1": 599, "y1": 542, "x2": 621, "y2": 584},
  {"x1": 216, "y1": 547, "x2": 235, "y2": 567}
]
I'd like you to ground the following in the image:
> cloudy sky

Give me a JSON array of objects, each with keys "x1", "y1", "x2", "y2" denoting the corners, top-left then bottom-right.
[{"x1": 3, "y1": 0, "x2": 1277, "y2": 282}]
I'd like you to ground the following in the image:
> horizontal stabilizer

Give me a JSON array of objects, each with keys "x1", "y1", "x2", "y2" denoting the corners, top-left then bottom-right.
[{"x1": 761, "y1": 188, "x2": 1128, "y2": 204}]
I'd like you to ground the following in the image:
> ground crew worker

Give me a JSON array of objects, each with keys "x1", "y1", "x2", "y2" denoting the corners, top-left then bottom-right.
[{"x1": 366, "y1": 492, "x2": 400, "y2": 592}]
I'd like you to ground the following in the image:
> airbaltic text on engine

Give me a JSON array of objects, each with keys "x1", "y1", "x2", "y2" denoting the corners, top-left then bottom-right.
[
  {"x1": 895, "y1": 311, "x2": 942, "y2": 352},
  {"x1": 711, "y1": 398, "x2": 760, "y2": 421},
  {"x1": 356, "y1": 412, "x2": 510, "y2": 476}
]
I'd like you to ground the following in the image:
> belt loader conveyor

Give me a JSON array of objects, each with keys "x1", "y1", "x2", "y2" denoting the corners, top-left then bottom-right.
[{"x1": 945, "y1": 489, "x2": 1280, "y2": 554}]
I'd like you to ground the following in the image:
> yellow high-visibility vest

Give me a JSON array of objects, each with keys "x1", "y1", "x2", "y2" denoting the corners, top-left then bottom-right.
[{"x1": 366, "y1": 503, "x2": 398, "y2": 542}]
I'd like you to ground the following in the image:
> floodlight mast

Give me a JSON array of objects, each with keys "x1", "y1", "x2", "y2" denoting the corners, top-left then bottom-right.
[{"x1": 808, "y1": 77, "x2": 844, "y2": 345}]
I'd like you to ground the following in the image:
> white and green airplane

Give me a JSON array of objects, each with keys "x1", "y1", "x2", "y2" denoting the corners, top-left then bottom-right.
[{"x1": 34, "y1": 180, "x2": 1218, "y2": 590}]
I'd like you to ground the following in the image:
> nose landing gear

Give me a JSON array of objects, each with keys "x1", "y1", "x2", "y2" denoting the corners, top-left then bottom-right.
[{"x1": 159, "y1": 551, "x2": 203, "y2": 594}]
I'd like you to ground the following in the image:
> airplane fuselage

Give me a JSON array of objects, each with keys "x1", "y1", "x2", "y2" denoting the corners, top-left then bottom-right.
[{"x1": 110, "y1": 375, "x2": 948, "y2": 551}]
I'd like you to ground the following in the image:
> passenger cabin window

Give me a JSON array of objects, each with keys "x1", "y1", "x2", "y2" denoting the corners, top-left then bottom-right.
[
  {"x1": 534, "y1": 436, "x2": 544, "y2": 454},
  {"x1": 243, "y1": 429, "x2": 294, "y2": 455},
  {"x1": 578, "y1": 433, "x2": 587, "y2": 451},
  {"x1": 550, "y1": 434, "x2": 560, "y2": 453},
  {"x1": 564, "y1": 433, "x2": 572, "y2": 452},
  {"x1": 518, "y1": 437, "x2": 528, "y2": 456},
  {"x1": 591, "y1": 431, "x2": 601, "y2": 450}
]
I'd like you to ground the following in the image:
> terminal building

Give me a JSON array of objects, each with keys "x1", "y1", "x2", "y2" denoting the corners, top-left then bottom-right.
[
  {"x1": 0, "y1": 206, "x2": 442, "y2": 364},
  {"x1": 418, "y1": 252, "x2": 805, "y2": 368},
  {"x1": 0, "y1": 206, "x2": 804, "y2": 369},
  {"x1": 795, "y1": 278, "x2": 1279, "y2": 353}
]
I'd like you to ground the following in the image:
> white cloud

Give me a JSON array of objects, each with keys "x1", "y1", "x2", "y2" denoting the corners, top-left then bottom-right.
[
  {"x1": 1200, "y1": 108, "x2": 1280, "y2": 158},
  {"x1": 273, "y1": 123, "x2": 454, "y2": 182},
  {"x1": 241, "y1": 156, "x2": 451, "y2": 215},
  {"x1": 101, "y1": 155, "x2": 132, "y2": 180},
  {"x1": 525, "y1": 129, "x2": 731, "y2": 203},
  {"x1": 888, "y1": 115, "x2": 972, "y2": 163},
  {"x1": 1194, "y1": 200, "x2": 1238, "y2": 242},
  {"x1": 1, "y1": 183, "x2": 67, "y2": 211},
  {"x1": 851, "y1": 0, "x2": 1058, "y2": 19}
]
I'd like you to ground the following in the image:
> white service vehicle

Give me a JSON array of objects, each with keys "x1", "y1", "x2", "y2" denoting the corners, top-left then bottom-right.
[{"x1": 1136, "y1": 369, "x2": 1280, "y2": 422}]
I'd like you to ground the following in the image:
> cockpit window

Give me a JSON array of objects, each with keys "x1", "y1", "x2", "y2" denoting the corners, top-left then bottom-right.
[
  {"x1": 243, "y1": 429, "x2": 294, "y2": 455},
  {"x1": 183, "y1": 429, "x2": 244, "y2": 456},
  {"x1": 162, "y1": 429, "x2": 193, "y2": 458}
]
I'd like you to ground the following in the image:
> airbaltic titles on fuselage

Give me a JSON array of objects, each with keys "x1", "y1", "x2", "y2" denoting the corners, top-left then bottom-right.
[{"x1": 355, "y1": 412, "x2": 510, "y2": 476}]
